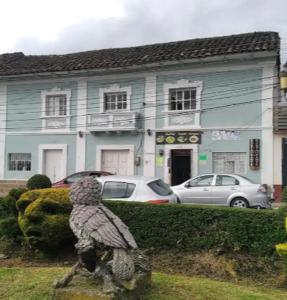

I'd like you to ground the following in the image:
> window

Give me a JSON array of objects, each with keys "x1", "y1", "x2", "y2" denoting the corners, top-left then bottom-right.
[
  {"x1": 188, "y1": 175, "x2": 214, "y2": 187},
  {"x1": 8, "y1": 153, "x2": 31, "y2": 171},
  {"x1": 45, "y1": 95, "x2": 67, "y2": 116},
  {"x1": 169, "y1": 88, "x2": 196, "y2": 111},
  {"x1": 215, "y1": 175, "x2": 239, "y2": 186},
  {"x1": 102, "y1": 181, "x2": 136, "y2": 199},
  {"x1": 104, "y1": 92, "x2": 127, "y2": 111},
  {"x1": 213, "y1": 152, "x2": 246, "y2": 175},
  {"x1": 148, "y1": 179, "x2": 173, "y2": 196}
]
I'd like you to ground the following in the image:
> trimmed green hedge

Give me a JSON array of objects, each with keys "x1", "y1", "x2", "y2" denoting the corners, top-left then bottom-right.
[{"x1": 17, "y1": 189, "x2": 287, "y2": 256}]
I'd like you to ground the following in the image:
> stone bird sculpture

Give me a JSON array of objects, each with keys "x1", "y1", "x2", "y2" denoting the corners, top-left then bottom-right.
[{"x1": 54, "y1": 176, "x2": 149, "y2": 294}]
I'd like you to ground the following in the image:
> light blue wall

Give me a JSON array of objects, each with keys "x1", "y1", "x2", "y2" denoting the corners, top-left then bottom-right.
[
  {"x1": 156, "y1": 68, "x2": 262, "y2": 129},
  {"x1": 6, "y1": 81, "x2": 78, "y2": 132},
  {"x1": 3, "y1": 58, "x2": 268, "y2": 183},
  {"x1": 5, "y1": 134, "x2": 77, "y2": 179}
]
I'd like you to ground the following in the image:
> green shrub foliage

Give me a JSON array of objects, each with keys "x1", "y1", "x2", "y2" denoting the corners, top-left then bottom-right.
[
  {"x1": 282, "y1": 187, "x2": 287, "y2": 203},
  {"x1": 26, "y1": 174, "x2": 52, "y2": 190},
  {"x1": 17, "y1": 188, "x2": 74, "y2": 250},
  {"x1": 17, "y1": 189, "x2": 287, "y2": 256},
  {"x1": 0, "y1": 188, "x2": 27, "y2": 240}
]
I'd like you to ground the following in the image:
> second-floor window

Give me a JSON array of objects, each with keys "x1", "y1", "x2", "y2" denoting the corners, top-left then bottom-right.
[
  {"x1": 169, "y1": 88, "x2": 197, "y2": 111},
  {"x1": 104, "y1": 92, "x2": 127, "y2": 112},
  {"x1": 45, "y1": 95, "x2": 67, "y2": 116}
]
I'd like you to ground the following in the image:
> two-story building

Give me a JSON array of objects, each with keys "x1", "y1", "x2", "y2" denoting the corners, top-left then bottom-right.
[{"x1": 0, "y1": 31, "x2": 280, "y2": 192}]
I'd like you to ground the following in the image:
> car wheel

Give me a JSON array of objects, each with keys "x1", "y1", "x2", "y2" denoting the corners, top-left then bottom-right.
[{"x1": 230, "y1": 197, "x2": 249, "y2": 208}]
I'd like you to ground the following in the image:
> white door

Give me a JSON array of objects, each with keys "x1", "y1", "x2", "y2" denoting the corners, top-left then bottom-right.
[
  {"x1": 101, "y1": 150, "x2": 131, "y2": 176},
  {"x1": 43, "y1": 150, "x2": 63, "y2": 183}
]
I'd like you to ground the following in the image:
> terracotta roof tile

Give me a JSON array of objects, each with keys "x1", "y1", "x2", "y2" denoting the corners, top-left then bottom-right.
[{"x1": 0, "y1": 31, "x2": 280, "y2": 76}]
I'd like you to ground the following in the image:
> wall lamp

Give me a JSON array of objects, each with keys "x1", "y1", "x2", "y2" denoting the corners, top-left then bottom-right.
[
  {"x1": 147, "y1": 129, "x2": 152, "y2": 136},
  {"x1": 78, "y1": 131, "x2": 84, "y2": 138}
]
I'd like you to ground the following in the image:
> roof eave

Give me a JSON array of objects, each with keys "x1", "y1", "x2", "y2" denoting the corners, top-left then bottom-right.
[{"x1": 0, "y1": 50, "x2": 279, "y2": 81}]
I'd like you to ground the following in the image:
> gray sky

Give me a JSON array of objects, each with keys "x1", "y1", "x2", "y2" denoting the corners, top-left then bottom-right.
[{"x1": 1, "y1": 0, "x2": 287, "y2": 62}]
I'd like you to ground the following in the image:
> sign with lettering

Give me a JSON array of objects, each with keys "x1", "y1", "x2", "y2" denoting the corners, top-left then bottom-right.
[
  {"x1": 156, "y1": 131, "x2": 201, "y2": 145},
  {"x1": 249, "y1": 139, "x2": 260, "y2": 169}
]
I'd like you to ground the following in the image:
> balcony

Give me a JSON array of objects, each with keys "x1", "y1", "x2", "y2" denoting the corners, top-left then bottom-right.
[
  {"x1": 87, "y1": 111, "x2": 140, "y2": 133},
  {"x1": 274, "y1": 106, "x2": 287, "y2": 132}
]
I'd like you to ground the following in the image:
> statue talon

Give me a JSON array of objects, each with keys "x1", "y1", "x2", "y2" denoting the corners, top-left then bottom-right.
[{"x1": 54, "y1": 177, "x2": 151, "y2": 295}]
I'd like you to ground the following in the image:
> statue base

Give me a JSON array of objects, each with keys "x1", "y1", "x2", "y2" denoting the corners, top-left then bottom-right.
[{"x1": 52, "y1": 272, "x2": 151, "y2": 300}]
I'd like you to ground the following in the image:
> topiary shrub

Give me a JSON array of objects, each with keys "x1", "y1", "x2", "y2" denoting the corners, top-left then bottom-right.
[
  {"x1": 17, "y1": 188, "x2": 74, "y2": 250},
  {"x1": 26, "y1": 174, "x2": 52, "y2": 190},
  {"x1": 17, "y1": 188, "x2": 287, "y2": 256}
]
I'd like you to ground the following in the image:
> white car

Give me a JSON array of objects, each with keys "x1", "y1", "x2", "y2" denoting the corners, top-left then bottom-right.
[
  {"x1": 171, "y1": 174, "x2": 271, "y2": 208},
  {"x1": 97, "y1": 176, "x2": 177, "y2": 204}
]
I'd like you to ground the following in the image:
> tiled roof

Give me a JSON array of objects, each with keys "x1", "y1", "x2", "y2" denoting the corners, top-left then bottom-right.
[{"x1": 0, "y1": 31, "x2": 280, "y2": 76}]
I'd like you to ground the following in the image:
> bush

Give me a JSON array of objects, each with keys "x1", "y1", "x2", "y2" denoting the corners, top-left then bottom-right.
[
  {"x1": 0, "y1": 188, "x2": 28, "y2": 241},
  {"x1": 17, "y1": 189, "x2": 287, "y2": 256},
  {"x1": 17, "y1": 188, "x2": 73, "y2": 250},
  {"x1": 26, "y1": 174, "x2": 52, "y2": 190},
  {"x1": 282, "y1": 187, "x2": 287, "y2": 203},
  {"x1": 0, "y1": 217, "x2": 22, "y2": 239}
]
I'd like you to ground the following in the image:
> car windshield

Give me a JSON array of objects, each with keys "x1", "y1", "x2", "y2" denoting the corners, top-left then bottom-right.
[{"x1": 148, "y1": 179, "x2": 173, "y2": 196}]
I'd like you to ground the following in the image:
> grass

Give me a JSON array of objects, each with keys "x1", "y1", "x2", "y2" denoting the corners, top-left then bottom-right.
[{"x1": 0, "y1": 267, "x2": 287, "y2": 300}]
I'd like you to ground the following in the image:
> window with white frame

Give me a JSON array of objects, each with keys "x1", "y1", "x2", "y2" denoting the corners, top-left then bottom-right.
[
  {"x1": 213, "y1": 152, "x2": 246, "y2": 175},
  {"x1": 169, "y1": 88, "x2": 197, "y2": 111},
  {"x1": 45, "y1": 94, "x2": 67, "y2": 116},
  {"x1": 104, "y1": 92, "x2": 127, "y2": 111},
  {"x1": 8, "y1": 153, "x2": 31, "y2": 171}
]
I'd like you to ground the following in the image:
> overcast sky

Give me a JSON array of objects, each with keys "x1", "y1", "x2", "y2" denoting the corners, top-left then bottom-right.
[{"x1": 1, "y1": 0, "x2": 287, "y2": 62}]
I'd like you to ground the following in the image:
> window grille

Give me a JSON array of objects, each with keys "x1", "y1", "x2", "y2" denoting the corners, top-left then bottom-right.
[
  {"x1": 169, "y1": 88, "x2": 196, "y2": 111},
  {"x1": 8, "y1": 153, "x2": 31, "y2": 171},
  {"x1": 45, "y1": 95, "x2": 67, "y2": 116},
  {"x1": 213, "y1": 152, "x2": 246, "y2": 174},
  {"x1": 104, "y1": 92, "x2": 127, "y2": 111}
]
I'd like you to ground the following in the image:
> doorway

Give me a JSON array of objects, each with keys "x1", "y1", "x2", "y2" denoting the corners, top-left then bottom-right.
[
  {"x1": 171, "y1": 149, "x2": 191, "y2": 185},
  {"x1": 101, "y1": 149, "x2": 131, "y2": 176},
  {"x1": 43, "y1": 149, "x2": 63, "y2": 183}
]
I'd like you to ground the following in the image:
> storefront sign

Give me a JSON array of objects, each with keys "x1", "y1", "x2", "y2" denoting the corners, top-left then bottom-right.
[
  {"x1": 211, "y1": 130, "x2": 240, "y2": 141},
  {"x1": 156, "y1": 131, "x2": 201, "y2": 145},
  {"x1": 249, "y1": 139, "x2": 260, "y2": 169}
]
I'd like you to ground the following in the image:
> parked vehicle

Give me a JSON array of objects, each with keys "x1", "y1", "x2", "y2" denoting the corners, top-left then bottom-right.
[
  {"x1": 97, "y1": 175, "x2": 177, "y2": 204},
  {"x1": 52, "y1": 171, "x2": 112, "y2": 188},
  {"x1": 171, "y1": 174, "x2": 271, "y2": 208}
]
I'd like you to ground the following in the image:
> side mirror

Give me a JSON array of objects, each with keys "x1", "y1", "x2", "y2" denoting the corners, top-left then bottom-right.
[{"x1": 185, "y1": 182, "x2": 192, "y2": 188}]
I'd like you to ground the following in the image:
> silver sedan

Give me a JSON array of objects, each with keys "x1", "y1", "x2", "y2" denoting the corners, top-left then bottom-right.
[{"x1": 171, "y1": 174, "x2": 271, "y2": 208}]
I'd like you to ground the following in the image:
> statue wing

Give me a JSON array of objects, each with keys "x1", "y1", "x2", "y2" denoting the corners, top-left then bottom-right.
[{"x1": 70, "y1": 204, "x2": 138, "y2": 249}]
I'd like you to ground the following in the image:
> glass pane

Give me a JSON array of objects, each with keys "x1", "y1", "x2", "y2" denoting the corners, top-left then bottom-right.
[
  {"x1": 102, "y1": 182, "x2": 129, "y2": 198},
  {"x1": 177, "y1": 91, "x2": 183, "y2": 100},
  {"x1": 191, "y1": 175, "x2": 213, "y2": 186},
  {"x1": 170, "y1": 91, "x2": 176, "y2": 100},
  {"x1": 184, "y1": 100, "x2": 190, "y2": 110},
  {"x1": 148, "y1": 179, "x2": 172, "y2": 196},
  {"x1": 216, "y1": 175, "x2": 238, "y2": 186},
  {"x1": 184, "y1": 90, "x2": 190, "y2": 99}
]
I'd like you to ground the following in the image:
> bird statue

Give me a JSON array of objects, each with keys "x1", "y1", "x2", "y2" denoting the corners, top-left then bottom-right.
[{"x1": 54, "y1": 176, "x2": 147, "y2": 294}]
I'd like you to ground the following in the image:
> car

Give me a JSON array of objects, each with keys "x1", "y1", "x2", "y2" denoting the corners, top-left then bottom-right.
[
  {"x1": 171, "y1": 174, "x2": 271, "y2": 208},
  {"x1": 97, "y1": 175, "x2": 177, "y2": 204},
  {"x1": 52, "y1": 171, "x2": 113, "y2": 188}
]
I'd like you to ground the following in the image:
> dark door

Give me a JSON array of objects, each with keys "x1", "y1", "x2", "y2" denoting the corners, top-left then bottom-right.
[
  {"x1": 282, "y1": 138, "x2": 287, "y2": 187},
  {"x1": 171, "y1": 149, "x2": 191, "y2": 186}
]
